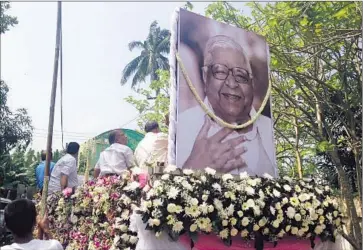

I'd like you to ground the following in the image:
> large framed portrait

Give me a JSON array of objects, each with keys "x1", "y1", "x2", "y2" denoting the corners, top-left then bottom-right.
[{"x1": 173, "y1": 9, "x2": 277, "y2": 177}]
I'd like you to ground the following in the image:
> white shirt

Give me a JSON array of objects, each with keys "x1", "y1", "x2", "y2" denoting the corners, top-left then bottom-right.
[
  {"x1": 134, "y1": 132, "x2": 168, "y2": 171},
  {"x1": 177, "y1": 98, "x2": 277, "y2": 177},
  {"x1": 1, "y1": 239, "x2": 63, "y2": 250},
  {"x1": 48, "y1": 154, "x2": 79, "y2": 195},
  {"x1": 94, "y1": 143, "x2": 134, "y2": 176}
]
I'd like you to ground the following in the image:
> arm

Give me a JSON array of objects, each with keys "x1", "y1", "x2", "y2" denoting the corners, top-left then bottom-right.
[
  {"x1": 60, "y1": 174, "x2": 68, "y2": 190},
  {"x1": 93, "y1": 154, "x2": 102, "y2": 178},
  {"x1": 125, "y1": 148, "x2": 135, "y2": 169}
]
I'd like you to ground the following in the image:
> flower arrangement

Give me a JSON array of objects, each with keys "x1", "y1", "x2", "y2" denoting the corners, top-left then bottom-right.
[
  {"x1": 39, "y1": 171, "x2": 141, "y2": 250},
  {"x1": 140, "y1": 166, "x2": 344, "y2": 249}
]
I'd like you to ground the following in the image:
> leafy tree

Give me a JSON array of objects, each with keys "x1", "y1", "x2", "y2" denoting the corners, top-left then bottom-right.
[
  {"x1": 124, "y1": 70, "x2": 170, "y2": 133},
  {"x1": 121, "y1": 21, "x2": 170, "y2": 92},
  {"x1": 205, "y1": 1, "x2": 361, "y2": 247},
  {"x1": 0, "y1": 1, "x2": 18, "y2": 34}
]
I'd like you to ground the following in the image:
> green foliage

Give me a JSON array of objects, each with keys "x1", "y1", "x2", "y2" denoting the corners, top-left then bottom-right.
[
  {"x1": 125, "y1": 70, "x2": 170, "y2": 133},
  {"x1": 0, "y1": 2, "x2": 18, "y2": 34},
  {"x1": 121, "y1": 21, "x2": 170, "y2": 91}
]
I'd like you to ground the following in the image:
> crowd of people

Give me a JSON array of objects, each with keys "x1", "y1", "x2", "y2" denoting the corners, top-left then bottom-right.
[{"x1": 2, "y1": 119, "x2": 168, "y2": 250}]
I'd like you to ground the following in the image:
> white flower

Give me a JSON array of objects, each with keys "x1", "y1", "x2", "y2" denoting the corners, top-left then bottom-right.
[
  {"x1": 253, "y1": 224, "x2": 260, "y2": 231},
  {"x1": 153, "y1": 199, "x2": 162, "y2": 207},
  {"x1": 333, "y1": 210, "x2": 338, "y2": 217},
  {"x1": 167, "y1": 203, "x2": 177, "y2": 213},
  {"x1": 208, "y1": 205, "x2": 214, "y2": 213},
  {"x1": 241, "y1": 217, "x2": 250, "y2": 227},
  {"x1": 286, "y1": 207, "x2": 296, "y2": 219},
  {"x1": 231, "y1": 228, "x2": 238, "y2": 236},
  {"x1": 148, "y1": 218, "x2": 160, "y2": 227},
  {"x1": 227, "y1": 204, "x2": 235, "y2": 216},
  {"x1": 258, "y1": 217, "x2": 267, "y2": 227},
  {"x1": 185, "y1": 206, "x2": 201, "y2": 217},
  {"x1": 282, "y1": 197, "x2": 288, "y2": 204},
  {"x1": 241, "y1": 229, "x2": 249, "y2": 237},
  {"x1": 298, "y1": 193, "x2": 310, "y2": 202},
  {"x1": 167, "y1": 187, "x2": 180, "y2": 199},
  {"x1": 237, "y1": 211, "x2": 244, "y2": 217},
  {"x1": 247, "y1": 179, "x2": 257, "y2": 187},
  {"x1": 222, "y1": 173, "x2": 233, "y2": 181},
  {"x1": 182, "y1": 180, "x2": 193, "y2": 191},
  {"x1": 291, "y1": 227, "x2": 298, "y2": 235},
  {"x1": 183, "y1": 169, "x2": 194, "y2": 175},
  {"x1": 245, "y1": 186, "x2": 255, "y2": 195},
  {"x1": 205, "y1": 167, "x2": 216, "y2": 175},
  {"x1": 200, "y1": 175, "x2": 207, "y2": 182},
  {"x1": 294, "y1": 213, "x2": 302, "y2": 221},
  {"x1": 161, "y1": 174, "x2": 170, "y2": 180},
  {"x1": 263, "y1": 173, "x2": 274, "y2": 179},
  {"x1": 254, "y1": 207, "x2": 261, "y2": 216},
  {"x1": 283, "y1": 176, "x2": 292, "y2": 182},
  {"x1": 120, "y1": 224, "x2": 128, "y2": 232},
  {"x1": 258, "y1": 190, "x2": 265, "y2": 199},
  {"x1": 273, "y1": 189, "x2": 281, "y2": 197},
  {"x1": 317, "y1": 208, "x2": 324, "y2": 215},
  {"x1": 129, "y1": 236, "x2": 138, "y2": 244},
  {"x1": 239, "y1": 171, "x2": 249, "y2": 179},
  {"x1": 222, "y1": 220, "x2": 228, "y2": 226},
  {"x1": 202, "y1": 194, "x2": 208, "y2": 201},
  {"x1": 164, "y1": 164, "x2": 177, "y2": 173},
  {"x1": 270, "y1": 206, "x2": 276, "y2": 215},
  {"x1": 199, "y1": 202, "x2": 209, "y2": 214},
  {"x1": 172, "y1": 221, "x2": 184, "y2": 232},
  {"x1": 212, "y1": 183, "x2": 222, "y2": 192},
  {"x1": 121, "y1": 233, "x2": 130, "y2": 242},
  {"x1": 314, "y1": 225, "x2": 323, "y2": 234},
  {"x1": 283, "y1": 185, "x2": 291, "y2": 192},
  {"x1": 219, "y1": 229, "x2": 229, "y2": 239},
  {"x1": 246, "y1": 199, "x2": 255, "y2": 208},
  {"x1": 190, "y1": 198, "x2": 199, "y2": 206},
  {"x1": 125, "y1": 181, "x2": 140, "y2": 190},
  {"x1": 213, "y1": 199, "x2": 223, "y2": 210},
  {"x1": 272, "y1": 220, "x2": 280, "y2": 228},
  {"x1": 190, "y1": 224, "x2": 197, "y2": 232}
]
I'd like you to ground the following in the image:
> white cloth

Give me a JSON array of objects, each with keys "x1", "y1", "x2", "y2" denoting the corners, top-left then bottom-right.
[
  {"x1": 134, "y1": 132, "x2": 168, "y2": 171},
  {"x1": 130, "y1": 212, "x2": 187, "y2": 250},
  {"x1": 1, "y1": 239, "x2": 63, "y2": 250},
  {"x1": 94, "y1": 143, "x2": 134, "y2": 176},
  {"x1": 177, "y1": 98, "x2": 277, "y2": 177},
  {"x1": 48, "y1": 154, "x2": 79, "y2": 195}
]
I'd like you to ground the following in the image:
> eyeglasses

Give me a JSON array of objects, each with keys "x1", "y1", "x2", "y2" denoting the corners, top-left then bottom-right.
[{"x1": 204, "y1": 64, "x2": 251, "y2": 84}]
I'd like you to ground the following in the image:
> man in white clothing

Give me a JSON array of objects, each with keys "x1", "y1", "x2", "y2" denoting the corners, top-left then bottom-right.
[
  {"x1": 177, "y1": 35, "x2": 277, "y2": 177},
  {"x1": 2, "y1": 199, "x2": 63, "y2": 250},
  {"x1": 134, "y1": 120, "x2": 168, "y2": 171},
  {"x1": 93, "y1": 130, "x2": 134, "y2": 178},
  {"x1": 48, "y1": 142, "x2": 80, "y2": 195}
]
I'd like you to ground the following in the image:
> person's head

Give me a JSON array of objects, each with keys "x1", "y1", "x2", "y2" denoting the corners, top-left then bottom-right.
[
  {"x1": 202, "y1": 35, "x2": 254, "y2": 123},
  {"x1": 5, "y1": 199, "x2": 36, "y2": 238},
  {"x1": 41, "y1": 150, "x2": 52, "y2": 161},
  {"x1": 109, "y1": 130, "x2": 127, "y2": 145},
  {"x1": 144, "y1": 121, "x2": 160, "y2": 133},
  {"x1": 66, "y1": 142, "x2": 80, "y2": 157}
]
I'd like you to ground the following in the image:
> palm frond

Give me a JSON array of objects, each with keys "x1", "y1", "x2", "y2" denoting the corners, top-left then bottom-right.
[
  {"x1": 121, "y1": 55, "x2": 145, "y2": 85},
  {"x1": 156, "y1": 35, "x2": 170, "y2": 54},
  {"x1": 128, "y1": 41, "x2": 144, "y2": 51},
  {"x1": 131, "y1": 57, "x2": 149, "y2": 89}
]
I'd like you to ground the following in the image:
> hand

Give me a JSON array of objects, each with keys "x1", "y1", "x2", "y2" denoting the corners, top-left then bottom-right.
[{"x1": 183, "y1": 116, "x2": 247, "y2": 172}]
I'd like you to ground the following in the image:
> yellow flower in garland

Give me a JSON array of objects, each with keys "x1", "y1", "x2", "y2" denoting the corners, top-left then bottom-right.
[
  {"x1": 219, "y1": 229, "x2": 229, "y2": 239},
  {"x1": 241, "y1": 230, "x2": 249, "y2": 238},
  {"x1": 197, "y1": 217, "x2": 211, "y2": 231},
  {"x1": 172, "y1": 221, "x2": 184, "y2": 233},
  {"x1": 230, "y1": 228, "x2": 238, "y2": 236},
  {"x1": 190, "y1": 224, "x2": 198, "y2": 232}
]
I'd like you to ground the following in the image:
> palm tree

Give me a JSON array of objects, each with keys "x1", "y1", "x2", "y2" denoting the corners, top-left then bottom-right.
[{"x1": 121, "y1": 21, "x2": 170, "y2": 92}]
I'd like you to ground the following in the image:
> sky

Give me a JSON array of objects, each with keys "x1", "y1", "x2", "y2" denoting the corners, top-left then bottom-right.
[{"x1": 1, "y1": 2, "x2": 252, "y2": 151}]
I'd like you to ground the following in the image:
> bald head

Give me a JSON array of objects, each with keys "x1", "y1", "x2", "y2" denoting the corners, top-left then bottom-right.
[{"x1": 109, "y1": 130, "x2": 127, "y2": 145}]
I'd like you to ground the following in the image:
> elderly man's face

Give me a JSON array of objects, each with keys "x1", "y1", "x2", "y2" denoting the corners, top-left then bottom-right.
[
  {"x1": 203, "y1": 46, "x2": 253, "y2": 123},
  {"x1": 116, "y1": 131, "x2": 128, "y2": 145}
]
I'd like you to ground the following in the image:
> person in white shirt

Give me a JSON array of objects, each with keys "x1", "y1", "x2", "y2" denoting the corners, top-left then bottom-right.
[
  {"x1": 2, "y1": 199, "x2": 63, "y2": 250},
  {"x1": 48, "y1": 142, "x2": 80, "y2": 195},
  {"x1": 93, "y1": 130, "x2": 134, "y2": 178},
  {"x1": 177, "y1": 35, "x2": 277, "y2": 177},
  {"x1": 134, "y1": 120, "x2": 168, "y2": 172}
]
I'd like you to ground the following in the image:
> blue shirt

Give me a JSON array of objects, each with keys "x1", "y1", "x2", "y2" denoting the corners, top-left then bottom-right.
[{"x1": 35, "y1": 161, "x2": 56, "y2": 190}]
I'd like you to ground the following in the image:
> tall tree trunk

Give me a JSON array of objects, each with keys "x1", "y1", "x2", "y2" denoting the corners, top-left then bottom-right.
[
  {"x1": 293, "y1": 115, "x2": 303, "y2": 178},
  {"x1": 330, "y1": 149, "x2": 362, "y2": 249}
]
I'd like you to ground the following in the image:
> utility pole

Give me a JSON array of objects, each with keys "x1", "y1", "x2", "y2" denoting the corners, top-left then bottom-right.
[{"x1": 40, "y1": 1, "x2": 62, "y2": 217}]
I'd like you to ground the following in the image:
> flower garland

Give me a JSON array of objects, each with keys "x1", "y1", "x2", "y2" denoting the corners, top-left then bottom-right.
[
  {"x1": 175, "y1": 52, "x2": 272, "y2": 130},
  {"x1": 140, "y1": 166, "x2": 343, "y2": 249},
  {"x1": 36, "y1": 172, "x2": 141, "y2": 250}
]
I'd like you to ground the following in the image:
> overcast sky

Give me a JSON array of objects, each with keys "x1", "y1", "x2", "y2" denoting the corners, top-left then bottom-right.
[{"x1": 1, "y1": 2, "x2": 251, "y2": 151}]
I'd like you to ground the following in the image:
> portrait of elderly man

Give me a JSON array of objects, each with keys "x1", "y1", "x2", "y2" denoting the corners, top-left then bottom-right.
[{"x1": 176, "y1": 35, "x2": 277, "y2": 177}]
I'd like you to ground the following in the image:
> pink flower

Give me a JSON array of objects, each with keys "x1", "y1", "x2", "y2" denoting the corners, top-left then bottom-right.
[
  {"x1": 138, "y1": 173, "x2": 148, "y2": 188},
  {"x1": 62, "y1": 187, "x2": 73, "y2": 198}
]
